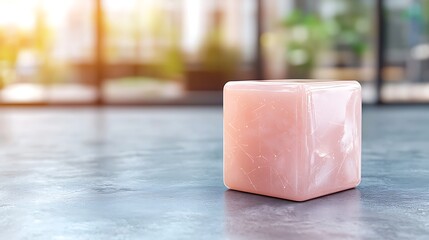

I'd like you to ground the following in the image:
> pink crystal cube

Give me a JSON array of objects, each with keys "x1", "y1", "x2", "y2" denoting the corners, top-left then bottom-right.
[{"x1": 223, "y1": 80, "x2": 361, "y2": 201}]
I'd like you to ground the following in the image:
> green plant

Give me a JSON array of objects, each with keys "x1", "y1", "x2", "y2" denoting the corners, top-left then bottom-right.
[
  {"x1": 281, "y1": 2, "x2": 371, "y2": 77},
  {"x1": 198, "y1": 26, "x2": 241, "y2": 74},
  {"x1": 281, "y1": 10, "x2": 329, "y2": 78},
  {"x1": 328, "y1": 1, "x2": 371, "y2": 62},
  {"x1": 158, "y1": 45, "x2": 184, "y2": 80},
  {"x1": 144, "y1": 7, "x2": 185, "y2": 81}
]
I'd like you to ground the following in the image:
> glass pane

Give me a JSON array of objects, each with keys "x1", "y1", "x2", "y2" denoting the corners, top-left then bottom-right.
[
  {"x1": 102, "y1": 0, "x2": 259, "y2": 103},
  {"x1": 103, "y1": 0, "x2": 184, "y2": 103},
  {"x1": 3, "y1": 0, "x2": 411, "y2": 105},
  {"x1": 261, "y1": 0, "x2": 377, "y2": 103},
  {"x1": 0, "y1": 0, "x2": 96, "y2": 104},
  {"x1": 382, "y1": 0, "x2": 429, "y2": 102}
]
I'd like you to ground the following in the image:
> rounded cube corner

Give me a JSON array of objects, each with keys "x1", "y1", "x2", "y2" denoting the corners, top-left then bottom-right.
[
  {"x1": 223, "y1": 178, "x2": 232, "y2": 190},
  {"x1": 280, "y1": 191, "x2": 316, "y2": 202},
  {"x1": 223, "y1": 81, "x2": 235, "y2": 91},
  {"x1": 287, "y1": 196, "x2": 311, "y2": 202},
  {"x1": 351, "y1": 80, "x2": 362, "y2": 88},
  {"x1": 348, "y1": 81, "x2": 362, "y2": 93},
  {"x1": 353, "y1": 177, "x2": 362, "y2": 188}
]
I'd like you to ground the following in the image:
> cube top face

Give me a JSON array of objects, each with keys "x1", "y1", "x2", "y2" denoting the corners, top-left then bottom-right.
[
  {"x1": 224, "y1": 80, "x2": 361, "y2": 201},
  {"x1": 224, "y1": 79, "x2": 360, "y2": 92}
]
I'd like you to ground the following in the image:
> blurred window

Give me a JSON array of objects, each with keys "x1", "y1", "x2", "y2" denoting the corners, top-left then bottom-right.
[
  {"x1": 382, "y1": 0, "x2": 429, "y2": 102},
  {"x1": 262, "y1": 0, "x2": 376, "y2": 103},
  {"x1": 0, "y1": 0, "x2": 96, "y2": 104},
  {"x1": 0, "y1": 0, "x2": 427, "y2": 104}
]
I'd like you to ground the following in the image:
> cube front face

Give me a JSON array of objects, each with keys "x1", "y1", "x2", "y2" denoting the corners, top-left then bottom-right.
[{"x1": 224, "y1": 80, "x2": 361, "y2": 201}]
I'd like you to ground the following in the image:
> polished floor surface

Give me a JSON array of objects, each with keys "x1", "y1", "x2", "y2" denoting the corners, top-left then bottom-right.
[{"x1": 0, "y1": 107, "x2": 428, "y2": 239}]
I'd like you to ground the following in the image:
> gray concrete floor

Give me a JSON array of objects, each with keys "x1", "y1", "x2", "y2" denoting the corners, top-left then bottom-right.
[{"x1": 0, "y1": 107, "x2": 428, "y2": 239}]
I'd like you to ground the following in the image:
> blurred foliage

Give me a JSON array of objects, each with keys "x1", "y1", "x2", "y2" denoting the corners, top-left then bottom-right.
[
  {"x1": 35, "y1": 8, "x2": 65, "y2": 86},
  {"x1": 424, "y1": 1, "x2": 429, "y2": 36},
  {"x1": 281, "y1": 1, "x2": 371, "y2": 77},
  {"x1": 404, "y1": 0, "x2": 429, "y2": 40},
  {"x1": 0, "y1": 61, "x2": 9, "y2": 89},
  {"x1": 149, "y1": 9, "x2": 184, "y2": 81},
  {"x1": 329, "y1": 1, "x2": 370, "y2": 57},
  {"x1": 0, "y1": 29, "x2": 20, "y2": 89},
  {"x1": 0, "y1": 29, "x2": 21, "y2": 64},
  {"x1": 0, "y1": 6, "x2": 65, "y2": 87},
  {"x1": 105, "y1": 4, "x2": 185, "y2": 81},
  {"x1": 159, "y1": 45, "x2": 184, "y2": 80},
  {"x1": 198, "y1": 25, "x2": 241, "y2": 74},
  {"x1": 281, "y1": 10, "x2": 329, "y2": 78}
]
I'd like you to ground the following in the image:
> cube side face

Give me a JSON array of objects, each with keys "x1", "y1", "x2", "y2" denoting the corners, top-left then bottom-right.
[
  {"x1": 223, "y1": 82, "x2": 305, "y2": 200},
  {"x1": 301, "y1": 82, "x2": 362, "y2": 200}
]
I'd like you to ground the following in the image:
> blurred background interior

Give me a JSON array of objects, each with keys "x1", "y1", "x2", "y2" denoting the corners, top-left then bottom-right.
[{"x1": 0, "y1": 0, "x2": 428, "y2": 105}]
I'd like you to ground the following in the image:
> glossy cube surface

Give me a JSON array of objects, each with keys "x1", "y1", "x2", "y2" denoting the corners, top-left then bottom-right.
[{"x1": 223, "y1": 80, "x2": 361, "y2": 201}]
